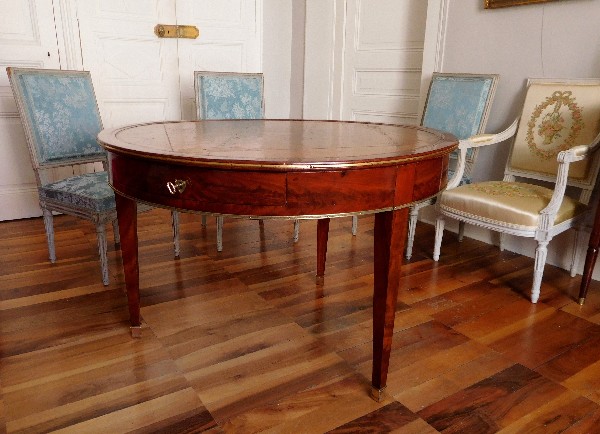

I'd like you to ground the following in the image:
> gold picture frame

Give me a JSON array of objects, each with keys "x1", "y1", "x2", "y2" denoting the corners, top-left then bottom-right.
[{"x1": 485, "y1": 0, "x2": 559, "y2": 8}]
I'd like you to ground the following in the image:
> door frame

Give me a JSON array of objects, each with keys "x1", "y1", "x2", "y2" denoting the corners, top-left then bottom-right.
[{"x1": 303, "y1": 0, "x2": 448, "y2": 120}]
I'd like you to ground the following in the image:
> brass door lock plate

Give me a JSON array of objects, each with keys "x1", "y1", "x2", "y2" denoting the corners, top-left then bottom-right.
[{"x1": 154, "y1": 24, "x2": 199, "y2": 39}]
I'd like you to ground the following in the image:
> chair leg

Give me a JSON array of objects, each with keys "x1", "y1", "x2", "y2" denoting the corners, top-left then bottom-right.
[
  {"x1": 201, "y1": 214, "x2": 207, "y2": 227},
  {"x1": 458, "y1": 221, "x2": 465, "y2": 242},
  {"x1": 570, "y1": 228, "x2": 581, "y2": 277},
  {"x1": 433, "y1": 216, "x2": 445, "y2": 261},
  {"x1": 96, "y1": 223, "x2": 109, "y2": 286},
  {"x1": 351, "y1": 216, "x2": 358, "y2": 236},
  {"x1": 531, "y1": 240, "x2": 549, "y2": 303},
  {"x1": 112, "y1": 219, "x2": 120, "y2": 246},
  {"x1": 499, "y1": 233, "x2": 505, "y2": 252},
  {"x1": 405, "y1": 206, "x2": 419, "y2": 260},
  {"x1": 171, "y1": 211, "x2": 180, "y2": 258},
  {"x1": 216, "y1": 216, "x2": 224, "y2": 252},
  {"x1": 42, "y1": 208, "x2": 56, "y2": 263},
  {"x1": 293, "y1": 219, "x2": 300, "y2": 242}
]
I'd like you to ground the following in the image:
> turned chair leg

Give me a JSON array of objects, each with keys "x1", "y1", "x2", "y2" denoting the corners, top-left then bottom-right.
[
  {"x1": 531, "y1": 240, "x2": 549, "y2": 303},
  {"x1": 42, "y1": 208, "x2": 56, "y2": 263},
  {"x1": 216, "y1": 216, "x2": 224, "y2": 252},
  {"x1": 171, "y1": 211, "x2": 180, "y2": 258},
  {"x1": 96, "y1": 223, "x2": 109, "y2": 286},
  {"x1": 351, "y1": 215, "x2": 358, "y2": 236},
  {"x1": 112, "y1": 219, "x2": 120, "y2": 246},
  {"x1": 405, "y1": 206, "x2": 418, "y2": 260},
  {"x1": 293, "y1": 219, "x2": 300, "y2": 242},
  {"x1": 570, "y1": 228, "x2": 581, "y2": 278},
  {"x1": 433, "y1": 216, "x2": 445, "y2": 261}
]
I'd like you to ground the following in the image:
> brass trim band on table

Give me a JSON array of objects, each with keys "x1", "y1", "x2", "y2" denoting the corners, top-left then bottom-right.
[
  {"x1": 103, "y1": 146, "x2": 456, "y2": 171},
  {"x1": 109, "y1": 183, "x2": 442, "y2": 220}
]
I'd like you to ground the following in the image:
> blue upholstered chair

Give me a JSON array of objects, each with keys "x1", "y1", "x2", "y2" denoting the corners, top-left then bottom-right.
[
  {"x1": 348, "y1": 73, "x2": 499, "y2": 259},
  {"x1": 184, "y1": 71, "x2": 299, "y2": 251},
  {"x1": 403, "y1": 72, "x2": 499, "y2": 259},
  {"x1": 7, "y1": 67, "x2": 179, "y2": 285}
]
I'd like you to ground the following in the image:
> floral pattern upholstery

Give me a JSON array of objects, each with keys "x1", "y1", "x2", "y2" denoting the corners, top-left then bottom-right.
[
  {"x1": 195, "y1": 72, "x2": 264, "y2": 120},
  {"x1": 12, "y1": 71, "x2": 104, "y2": 165},
  {"x1": 39, "y1": 171, "x2": 115, "y2": 212},
  {"x1": 422, "y1": 74, "x2": 497, "y2": 185}
]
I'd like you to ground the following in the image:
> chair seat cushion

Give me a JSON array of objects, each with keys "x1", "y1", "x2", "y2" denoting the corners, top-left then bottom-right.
[
  {"x1": 39, "y1": 171, "x2": 115, "y2": 212},
  {"x1": 439, "y1": 181, "x2": 588, "y2": 229}
]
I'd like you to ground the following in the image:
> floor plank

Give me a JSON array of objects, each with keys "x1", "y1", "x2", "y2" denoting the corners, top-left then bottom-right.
[{"x1": 1, "y1": 210, "x2": 600, "y2": 432}]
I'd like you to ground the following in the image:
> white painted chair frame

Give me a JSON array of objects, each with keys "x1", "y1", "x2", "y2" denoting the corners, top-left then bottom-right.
[{"x1": 433, "y1": 78, "x2": 600, "y2": 303}]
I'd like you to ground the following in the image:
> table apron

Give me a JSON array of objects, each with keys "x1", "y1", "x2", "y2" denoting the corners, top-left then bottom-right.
[{"x1": 107, "y1": 152, "x2": 449, "y2": 217}]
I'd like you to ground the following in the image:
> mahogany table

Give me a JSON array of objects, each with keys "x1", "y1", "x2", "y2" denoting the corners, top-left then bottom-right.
[{"x1": 98, "y1": 119, "x2": 457, "y2": 401}]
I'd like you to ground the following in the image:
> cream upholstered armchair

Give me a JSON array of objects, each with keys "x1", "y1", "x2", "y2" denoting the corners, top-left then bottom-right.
[
  {"x1": 172, "y1": 71, "x2": 299, "y2": 252},
  {"x1": 433, "y1": 78, "x2": 600, "y2": 303},
  {"x1": 7, "y1": 67, "x2": 180, "y2": 285}
]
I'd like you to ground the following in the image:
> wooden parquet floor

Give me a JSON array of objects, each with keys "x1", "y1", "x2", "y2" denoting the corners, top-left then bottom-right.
[{"x1": 2, "y1": 209, "x2": 600, "y2": 433}]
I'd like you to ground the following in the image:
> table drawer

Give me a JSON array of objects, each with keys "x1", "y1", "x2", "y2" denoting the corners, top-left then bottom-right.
[{"x1": 109, "y1": 154, "x2": 287, "y2": 212}]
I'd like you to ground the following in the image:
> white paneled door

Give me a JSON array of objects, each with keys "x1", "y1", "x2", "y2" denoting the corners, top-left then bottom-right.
[
  {"x1": 176, "y1": 0, "x2": 262, "y2": 120},
  {"x1": 77, "y1": 0, "x2": 262, "y2": 126},
  {"x1": 0, "y1": 0, "x2": 262, "y2": 220},
  {"x1": 341, "y1": 0, "x2": 428, "y2": 124},
  {"x1": 0, "y1": 0, "x2": 61, "y2": 220},
  {"x1": 76, "y1": 0, "x2": 183, "y2": 127}
]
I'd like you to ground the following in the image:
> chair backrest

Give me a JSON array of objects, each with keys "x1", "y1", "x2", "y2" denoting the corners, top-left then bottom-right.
[
  {"x1": 194, "y1": 71, "x2": 264, "y2": 120},
  {"x1": 7, "y1": 68, "x2": 105, "y2": 171},
  {"x1": 421, "y1": 72, "x2": 499, "y2": 182},
  {"x1": 506, "y1": 78, "x2": 600, "y2": 196}
]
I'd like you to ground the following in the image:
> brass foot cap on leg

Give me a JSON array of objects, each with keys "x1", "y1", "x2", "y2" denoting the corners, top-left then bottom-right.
[
  {"x1": 370, "y1": 386, "x2": 386, "y2": 402},
  {"x1": 131, "y1": 326, "x2": 142, "y2": 338},
  {"x1": 316, "y1": 275, "x2": 324, "y2": 286},
  {"x1": 579, "y1": 297, "x2": 586, "y2": 306}
]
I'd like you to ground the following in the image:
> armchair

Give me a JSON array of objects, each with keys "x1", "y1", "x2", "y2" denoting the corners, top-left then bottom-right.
[
  {"x1": 7, "y1": 67, "x2": 180, "y2": 285},
  {"x1": 433, "y1": 78, "x2": 600, "y2": 303}
]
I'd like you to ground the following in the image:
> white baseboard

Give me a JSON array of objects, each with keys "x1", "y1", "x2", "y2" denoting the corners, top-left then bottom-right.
[{"x1": 0, "y1": 186, "x2": 42, "y2": 221}]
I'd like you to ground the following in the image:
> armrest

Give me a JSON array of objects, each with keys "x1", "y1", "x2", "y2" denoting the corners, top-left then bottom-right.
[
  {"x1": 558, "y1": 130, "x2": 600, "y2": 163},
  {"x1": 540, "y1": 130, "x2": 600, "y2": 229},
  {"x1": 445, "y1": 118, "x2": 520, "y2": 190},
  {"x1": 459, "y1": 117, "x2": 520, "y2": 151}
]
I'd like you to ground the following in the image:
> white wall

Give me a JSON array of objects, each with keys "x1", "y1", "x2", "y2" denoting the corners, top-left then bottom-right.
[
  {"x1": 262, "y1": 1, "x2": 292, "y2": 118},
  {"x1": 422, "y1": 0, "x2": 600, "y2": 276}
]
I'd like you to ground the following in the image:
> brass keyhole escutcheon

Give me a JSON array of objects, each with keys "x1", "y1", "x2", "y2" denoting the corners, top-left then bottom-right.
[{"x1": 166, "y1": 179, "x2": 189, "y2": 195}]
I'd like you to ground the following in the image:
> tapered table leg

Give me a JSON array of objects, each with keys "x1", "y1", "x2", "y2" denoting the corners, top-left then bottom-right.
[
  {"x1": 316, "y1": 218, "x2": 330, "y2": 284},
  {"x1": 371, "y1": 208, "x2": 408, "y2": 401},
  {"x1": 114, "y1": 193, "x2": 141, "y2": 337}
]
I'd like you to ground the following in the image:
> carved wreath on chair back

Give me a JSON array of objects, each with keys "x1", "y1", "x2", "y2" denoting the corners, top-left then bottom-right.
[{"x1": 527, "y1": 90, "x2": 585, "y2": 160}]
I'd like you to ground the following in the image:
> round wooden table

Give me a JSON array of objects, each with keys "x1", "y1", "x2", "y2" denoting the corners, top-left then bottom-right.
[{"x1": 98, "y1": 119, "x2": 457, "y2": 401}]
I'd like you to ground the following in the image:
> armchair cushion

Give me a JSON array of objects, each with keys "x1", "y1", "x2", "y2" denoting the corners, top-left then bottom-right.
[
  {"x1": 39, "y1": 171, "x2": 115, "y2": 212},
  {"x1": 439, "y1": 181, "x2": 587, "y2": 229}
]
